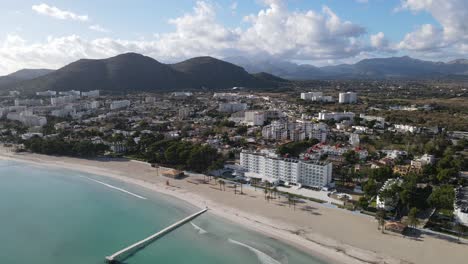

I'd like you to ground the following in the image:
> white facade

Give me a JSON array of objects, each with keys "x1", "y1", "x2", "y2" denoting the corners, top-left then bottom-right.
[
  {"x1": 394, "y1": 124, "x2": 420, "y2": 133},
  {"x1": 36, "y1": 90, "x2": 57, "y2": 96},
  {"x1": 339, "y1": 92, "x2": 357, "y2": 104},
  {"x1": 145, "y1": 96, "x2": 156, "y2": 103},
  {"x1": 110, "y1": 100, "x2": 131, "y2": 110},
  {"x1": 376, "y1": 179, "x2": 402, "y2": 211},
  {"x1": 14, "y1": 99, "x2": 43, "y2": 107},
  {"x1": 318, "y1": 111, "x2": 355, "y2": 121},
  {"x1": 455, "y1": 187, "x2": 468, "y2": 225},
  {"x1": 82, "y1": 90, "x2": 100, "y2": 97},
  {"x1": 359, "y1": 114, "x2": 385, "y2": 124},
  {"x1": 218, "y1": 102, "x2": 248, "y2": 113},
  {"x1": 51, "y1": 95, "x2": 79, "y2": 106},
  {"x1": 301, "y1": 92, "x2": 323, "y2": 100},
  {"x1": 7, "y1": 111, "x2": 47, "y2": 127},
  {"x1": 59, "y1": 90, "x2": 81, "y2": 96},
  {"x1": 244, "y1": 111, "x2": 265, "y2": 126},
  {"x1": 262, "y1": 120, "x2": 328, "y2": 143},
  {"x1": 240, "y1": 151, "x2": 332, "y2": 187},
  {"x1": 349, "y1": 133, "x2": 360, "y2": 146}
]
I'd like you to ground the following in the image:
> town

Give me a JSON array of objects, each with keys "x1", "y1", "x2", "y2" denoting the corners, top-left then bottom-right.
[{"x1": 1, "y1": 82, "x2": 467, "y2": 240}]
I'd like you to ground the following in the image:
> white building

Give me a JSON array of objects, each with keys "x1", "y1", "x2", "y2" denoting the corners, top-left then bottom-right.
[
  {"x1": 110, "y1": 100, "x2": 131, "y2": 110},
  {"x1": 394, "y1": 124, "x2": 420, "y2": 133},
  {"x1": 376, "y1": 179, "x2": 402, "y2": 211},
  {"x1": 411, "y1": 154, "x2": 435, "y2": 168},
  {"x1": 81, "y1": 90, "x2": 100, "y2": 97},
  {"x1": 172, "y1": 92, "x2": 193, "y2": 97},
  {"x1": 306, "y1": 143, "x2": 368, "y2": 160},
  {"x1": 7, "y1": 111, "x2": 47, "y2": 127},
  {"x1": 455, "y1": 187, "x2": 468, "y2": 226},
  {"x1": 339, "y1": 92, "x2": 358, "y2": 104},
  {"x1": 51, "y1": 95, "x2": 79, "y2": 106},
  {"x1": 179, "y1": 108, "x2": 192, "y2": 119},
  {"x1": 318, "y1": 111, "x2": 355, "y2": 121},
  {"x1": 213, "y1": 93, "x2": 241, "y2": 100},
  {"x1": 36, "y1": 90, "x2": 57, "y2": 96},
  {"x1": 9, "y1": 91, "x2": 20, "y2": 96},
  {"x1": 262, "y1": 120, "x2": 328, "y2": 143},
  {"x1": 244, "y1": 111, "x2": 265, "y2": 126},
  {"x1": 301, "y1": 92, "x2": 322, "y2": 100},
  {"x1": 59, "y1": 90, "x2": 81, "y2": 96},
  {"x1": 359, "y1": 114, "x2": 385, "y2": 127},
  {"x1": 145, "y1": 96, "x2": 156, "y2": 103},
  {"x1": 218, "y1": 102, "x2": 248, "y2": 113},
  {"x1": 14, "y1": 99, "x2": 43, "y2": 107},
  {"x1": 349, "y1": 133, "x2": 360, "y2": 146},
  {"x1": 240, "y1": 150, "x2": 333, "y2": 188}
]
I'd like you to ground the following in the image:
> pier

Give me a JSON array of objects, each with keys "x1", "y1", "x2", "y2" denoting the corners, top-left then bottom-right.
[{"x1": 105, "y1": 208, "x2": 208, "y2": 263}]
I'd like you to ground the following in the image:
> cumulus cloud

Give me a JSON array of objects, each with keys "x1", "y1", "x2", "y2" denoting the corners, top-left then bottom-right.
[
  {"x1": 1, "y1": 1, "x2": 373, "y2": 74},
  {"x1": 397, "y1": 0, "x2": 468, "y2": 55},
  {"x1": 32, "y1": 3, "x2": 88, "y2": 21},
  {"x1": 89, "y1": 24, "x2": 110, "y2": 33}
]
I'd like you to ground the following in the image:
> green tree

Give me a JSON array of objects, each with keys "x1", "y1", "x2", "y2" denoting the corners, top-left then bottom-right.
[
  {"x1": 407, "y1": 207, "x2": 420, "y2": 231},
  {"x1": 428, "y1": 185, "x2": 455, "y2": 210}
]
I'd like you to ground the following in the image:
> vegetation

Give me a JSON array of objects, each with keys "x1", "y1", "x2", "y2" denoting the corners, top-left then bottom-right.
[
  {"x1": 277, "y1": 138, "x2": 319, "y2": 157},
  {"x1": 24, "y1": 137, "x2": 108, "y2": 157}
]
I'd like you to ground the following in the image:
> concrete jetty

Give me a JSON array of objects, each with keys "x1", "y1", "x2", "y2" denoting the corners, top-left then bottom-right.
[{"x1": 105, "y1": 208, "x2": 208, "y2": 263}]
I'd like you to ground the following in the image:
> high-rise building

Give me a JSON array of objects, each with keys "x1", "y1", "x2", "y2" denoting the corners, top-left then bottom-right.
[
  {"x1": 240, "y1": 150, "x2": 332, "y2": 188},
  {"x1": 339, "y1": 92, "x2": 357, "y2": 104}
]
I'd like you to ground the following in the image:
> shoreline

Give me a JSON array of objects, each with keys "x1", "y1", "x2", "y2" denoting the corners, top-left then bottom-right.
[{"x1": 1, "y1": 150, "x2": 467, "y2": 264}]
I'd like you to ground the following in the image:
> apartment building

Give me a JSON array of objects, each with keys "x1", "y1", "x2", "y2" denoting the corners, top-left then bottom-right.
[{"x1": 240, "y1": 150, "x2": 332, "y2": 188}]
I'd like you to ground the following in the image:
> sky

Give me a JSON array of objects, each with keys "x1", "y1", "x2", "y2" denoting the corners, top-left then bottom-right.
[{"x1": 0, "y1": 0, "x2": 467, "y2": 75}]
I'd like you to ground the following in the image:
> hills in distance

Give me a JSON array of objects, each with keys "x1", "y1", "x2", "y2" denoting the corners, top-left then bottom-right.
[
  {"x1": 225, "y1": 56, "x2": 468, "y2": 80},
  {"x1": 0, "y1": 69, "x2": 54, "y2": 87},
  {"x1": 1, "y1": 53, "x2": 468, "y2": 94},
  {"x1": 0, "y1": 53, "x2": 286, "y2": 94}
]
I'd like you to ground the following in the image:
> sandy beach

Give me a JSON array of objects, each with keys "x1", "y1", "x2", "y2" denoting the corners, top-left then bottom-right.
[{"x1": 1, "y1": 149, "x2": 467, "y2": 264}]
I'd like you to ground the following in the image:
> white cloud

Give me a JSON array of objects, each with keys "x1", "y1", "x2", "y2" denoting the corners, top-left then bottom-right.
[
  {"x1": 1, "y1": 1, "x2": 374, "y2": 75},
  {"x1": 397, "y1": 0, "x2": 468, "y2": 55},
  {"x1": 32, "y1": 3, "x2": 88, "y2": 22},
  {"x1": 89, "y1": 24, "x2": 110, "y2": 33}
]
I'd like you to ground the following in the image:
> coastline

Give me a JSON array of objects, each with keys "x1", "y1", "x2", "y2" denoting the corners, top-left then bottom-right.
[{"x1": 1, "y1": 150, "x2": 467, "y2": 264}]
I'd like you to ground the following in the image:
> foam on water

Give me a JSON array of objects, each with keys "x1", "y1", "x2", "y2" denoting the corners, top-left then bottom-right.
[
  {"x1": 228, "y1": 238, "x2": 282, "y2": 264},
  {"x1": 80, "y1": 176, "x2": 147, "y2": 200},
  {"x1": 190, "y1": 222, "x2": 208, "y2": 234}
]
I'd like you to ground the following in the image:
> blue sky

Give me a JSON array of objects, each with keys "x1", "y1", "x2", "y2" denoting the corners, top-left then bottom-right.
[{"x1": 0, "y1": 0, "x2": 466, "y2": 75}]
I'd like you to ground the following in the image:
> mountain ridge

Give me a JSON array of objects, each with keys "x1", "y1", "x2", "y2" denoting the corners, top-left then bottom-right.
[
  {"x1": 224, "y1": 56, "x2": 468, "y2": 80},
  {"x1": 1, "y1": 53, "x2": 282, "y2": 94}
]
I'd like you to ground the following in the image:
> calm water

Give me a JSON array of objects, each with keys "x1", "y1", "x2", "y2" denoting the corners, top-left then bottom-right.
[{"x1": 0, "y1": 160, "x2": 327, "y2": 264}]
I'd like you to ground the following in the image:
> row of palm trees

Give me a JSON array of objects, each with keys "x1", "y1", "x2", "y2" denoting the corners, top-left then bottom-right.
[{"x1": 213, "y1": 177, "x2": 298, "y2": 209}]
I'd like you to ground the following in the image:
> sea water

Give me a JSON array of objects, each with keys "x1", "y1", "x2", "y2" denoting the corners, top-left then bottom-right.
[{"x1": 0, "y1": 160, "x2": 327, "y2": 264}]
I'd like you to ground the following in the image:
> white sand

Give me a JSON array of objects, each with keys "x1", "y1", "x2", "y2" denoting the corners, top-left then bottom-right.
[{"x1": 1, "y1": 149, "x2": 467, "y2": 264}]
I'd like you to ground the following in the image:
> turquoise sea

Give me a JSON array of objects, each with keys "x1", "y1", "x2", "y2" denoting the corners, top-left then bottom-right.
[{"x1": 0, "y1": 160, "x2": 327, "y2": 264}]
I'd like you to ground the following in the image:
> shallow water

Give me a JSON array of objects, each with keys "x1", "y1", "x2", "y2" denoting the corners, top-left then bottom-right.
[{"x1": 0, "y1": 160, "x2": 327, "y2": 264}]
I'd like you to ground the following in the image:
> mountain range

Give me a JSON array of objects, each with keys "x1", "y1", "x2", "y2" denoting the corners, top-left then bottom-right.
[
  {"x1": 0, "y1": 69, "x2": 54, "y2": 87},
  {"x1": 0, "y1": 53, "x2": 286, "y2": 94},
  {"x1": 1, "y1": 54, "x2": 468, "y2": 94},
  {"x1": 224, "y1": 56, "x2": 468, "y2": 80}
]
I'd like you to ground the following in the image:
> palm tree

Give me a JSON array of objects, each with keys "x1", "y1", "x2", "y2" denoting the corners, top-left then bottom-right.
[
  {"x1": 376, "y1": 209, "x2": 386, "y2": 233},
  {"x1": 252, "y1": 179, "x2": 257, "y2": 191},
  {"x1": 273, "y1": 187, "x2": 278, "y2": 199},
  {"x1": 287, "y1": 193, "x2": 293, "y2": 208},
  {"x1": 234, "y1": 183, "x2": 237, "y2": 195},
  {"x1": 264, "y1": 188, "x2": 268, "y2": 200},
  {"x1": 407, "y1": 207, "x2": 420, "y2": 232},
  {"x1": 454, "y1": 222, "x2": 466, "y2": 243},
  {"x1": 240, "y1": 182, "x2": 243, "y2": 194},
  {"x1": 218, "y1": 179, "x2": 226, "y2": 191}
]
